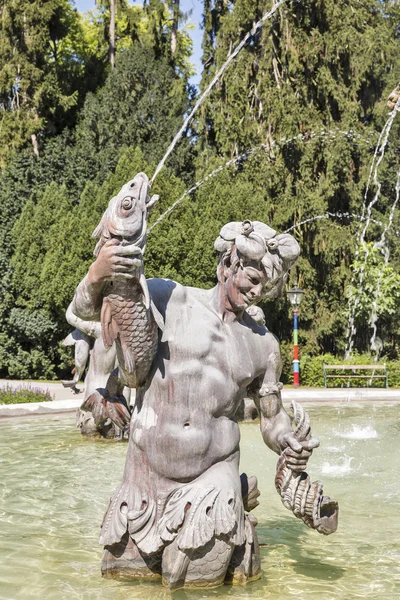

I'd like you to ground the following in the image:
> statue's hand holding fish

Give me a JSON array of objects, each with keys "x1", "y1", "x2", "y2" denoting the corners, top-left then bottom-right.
[{"x1": 88, "y1": 238, "x2": 143, "y2": 285}]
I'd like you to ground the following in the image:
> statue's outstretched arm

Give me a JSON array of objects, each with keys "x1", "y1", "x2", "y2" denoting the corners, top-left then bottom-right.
[
  {"x1": 254, "y1": 335, "x2": 338, "y2": 535},
  {"x1": 255, "y1": 335, "x2": 319, "y2": 470}
]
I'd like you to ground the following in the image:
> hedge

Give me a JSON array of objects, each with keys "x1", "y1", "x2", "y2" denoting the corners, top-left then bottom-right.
[{"x1": 293, "y1": 353, "x2": 400, "y2": 388}]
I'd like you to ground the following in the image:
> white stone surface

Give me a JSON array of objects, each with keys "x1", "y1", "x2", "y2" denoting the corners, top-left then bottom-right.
[
  {"x1": 0, "y1": 398, "x2": 82, "y2": 418},
  {"x1": 1, "y1": 379, "x2": 399, "y2": 420},
  {"x1": 282, "y1": 387, "x2": 400, "y2": 404}
]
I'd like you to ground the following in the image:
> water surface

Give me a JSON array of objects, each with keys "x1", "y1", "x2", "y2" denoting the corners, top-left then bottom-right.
[{"x1": 0, "y1": 404, "x2": 399, "y2": 599}]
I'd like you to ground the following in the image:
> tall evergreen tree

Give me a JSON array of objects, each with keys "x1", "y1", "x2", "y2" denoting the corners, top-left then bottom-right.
[
  {"x1": 0, "y1": 41, "x2": 196, "y2": 378},
  {"x1": 188, "y1": 0, "x2": 400, "y2": 356}
]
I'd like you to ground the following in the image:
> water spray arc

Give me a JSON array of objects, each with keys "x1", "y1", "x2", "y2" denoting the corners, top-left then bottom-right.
[
  {"x1": 149, "y1": 128, "x2": 376, "y2": 234},
  {"x1": 283, "y1": 212, "x2": 400, "y2": 237},
  {"x1": 345, "y1": 96, "x2": 400, "y2": 359},
  {"x1": 150, "y1": 0, "x2": 289, "y2": 184},
  {"x1": 369, "y1": 167, "x2": 400, "y2": 356}
]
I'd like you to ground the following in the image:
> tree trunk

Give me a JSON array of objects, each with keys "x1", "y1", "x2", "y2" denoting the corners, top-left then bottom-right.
[
  {"x1": 171, "y1": 0, "x2": 179, "y2": 55},
  {"x1": 31, "y1": 133, "x2": 39, "y2": 157},
  {"x1": 109, "y1": 0, "x2": 116, "y2": 69}
]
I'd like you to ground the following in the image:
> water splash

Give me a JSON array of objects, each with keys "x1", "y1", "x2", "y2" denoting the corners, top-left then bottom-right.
[
  {"x1": 321, "y1": 455, "x2": 353, "y2": 476},
  {"x1": 369, "y1": 167, "x2": 400, "y2": 356},
  {"x1": 324, "y1": 444, "x2": 346, "y2": 453},
  {"x1": 345, "y1": 96, "x2": 400, "y2": 359},
  {"x1": 149, "y1": 128, "x2": 376, "y2": 233},
  {"x1": 150, "y1": 0, "x2": 289, "y2": 184},
  {"x1": 335, "y1": 425, "x2": 378, "y2": 440}
]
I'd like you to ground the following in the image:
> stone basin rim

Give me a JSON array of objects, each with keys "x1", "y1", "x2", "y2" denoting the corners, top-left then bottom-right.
[{"x1": 1, "y1": 389, "x2": 400, "y2": 420}]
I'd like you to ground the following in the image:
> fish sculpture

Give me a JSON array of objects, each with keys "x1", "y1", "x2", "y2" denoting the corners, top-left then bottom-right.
[
  {"x1": 81, "y1": 172, "x2": 162, "y2": 435},
  {"x1": 275, "y1": 400, "x2": 339, "y2": 535},
  {"x1": 93, "y1": 172, "x2": 162, "y2": 388}
]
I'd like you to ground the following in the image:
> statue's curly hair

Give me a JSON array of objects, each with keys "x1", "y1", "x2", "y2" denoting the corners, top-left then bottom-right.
[{"x1": 215, "y1": 220, "x2": 300, "y2": 300}]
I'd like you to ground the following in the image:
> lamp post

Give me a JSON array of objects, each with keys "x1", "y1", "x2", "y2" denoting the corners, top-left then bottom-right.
[{"x1": 287, "y1": 284, "x2": 304, "y2": 387}]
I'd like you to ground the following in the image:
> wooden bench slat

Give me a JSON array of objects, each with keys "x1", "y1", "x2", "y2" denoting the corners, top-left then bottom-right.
[
  {"x1": 324, "y1": 364, "x2": 386, "y2": 370},
  {"x1": 325, "y1": 375, "x2": 387, "y2": 379},
  {"x1": 323, "y1": 362, "x2": 388, "y2": 388}
]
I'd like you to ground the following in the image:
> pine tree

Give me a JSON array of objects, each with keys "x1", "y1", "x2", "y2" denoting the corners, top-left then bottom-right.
[{"x1": 187, "y1": 0, "x2": 400, "y2": 356}]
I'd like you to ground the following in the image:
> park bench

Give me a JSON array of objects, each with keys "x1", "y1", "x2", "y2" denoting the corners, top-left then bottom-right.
[{"x1": 323, "y1": 364, "x2": 388, "y2": 388}]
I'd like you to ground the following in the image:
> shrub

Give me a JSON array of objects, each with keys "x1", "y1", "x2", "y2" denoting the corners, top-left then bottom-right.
[
  {"x1": 299, "y1": 353, "x2": 337, "y2": 387},
  {"x1": 280, "y1": 340, "x2": 294, "y2": 385},
  {"x1": 387, "y1": 360, "x2": 400, "y2": 388},
  {"x1": 296, "y1": 353, "x2": 400, "y2": 388},
  {"x1": 0, "y1": 384, "x2": 54, "y2": 404}
]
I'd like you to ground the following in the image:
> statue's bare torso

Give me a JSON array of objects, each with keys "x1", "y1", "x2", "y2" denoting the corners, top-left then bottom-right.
[{"x1": 131, "y1": 279, "x2": 274, "y2": 482}]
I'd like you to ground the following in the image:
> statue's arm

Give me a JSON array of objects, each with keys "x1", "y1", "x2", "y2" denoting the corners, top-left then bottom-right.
[
  {"x1": 255, "y1": 334, "x2": 318, "y2": 469},
  {"x1": 66, "y1": 301, "x2": 100, "y2": 336},
  {"x1": 71, "y1": 274, "x2": 104, "y2": 322},
  {"x1": 254, "y1": 334, "x2": 290, "y2": 454}
]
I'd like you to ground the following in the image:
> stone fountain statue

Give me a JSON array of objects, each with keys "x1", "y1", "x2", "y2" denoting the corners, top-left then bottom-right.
[
  {"x1": 62, "y1": 303, "x2": 133, "y2": 437},
  {"x1": 70, "y1": 172, "x2": 338, "y2": 590},
  {"x1": 61, "y1": 327, "x2": 91, "y2": 395}
]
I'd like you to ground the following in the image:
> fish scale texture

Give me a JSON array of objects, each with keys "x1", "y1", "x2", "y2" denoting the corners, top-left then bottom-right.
[{"x1": 108, "y1": 284, "x2": 158, "y2": 387}]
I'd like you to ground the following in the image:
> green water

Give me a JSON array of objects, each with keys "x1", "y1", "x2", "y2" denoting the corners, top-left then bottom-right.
[{"x1": 0, "y1": 405, "x2": 399, "y2": 600}]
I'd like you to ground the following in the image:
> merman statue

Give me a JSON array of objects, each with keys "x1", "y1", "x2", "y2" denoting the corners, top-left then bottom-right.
[{"x1": 70, "y1": 176, "x2": 338, "y2": 590}]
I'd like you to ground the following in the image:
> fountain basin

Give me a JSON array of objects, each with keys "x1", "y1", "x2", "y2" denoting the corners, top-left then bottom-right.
[{"x1": 0, "y1": 404, "x2": 399, "y2": 599}]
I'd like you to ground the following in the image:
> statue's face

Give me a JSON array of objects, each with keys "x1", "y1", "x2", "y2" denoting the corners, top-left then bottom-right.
[{"x1": 225, "y1": 261, "x2": 267, "y2": 312}]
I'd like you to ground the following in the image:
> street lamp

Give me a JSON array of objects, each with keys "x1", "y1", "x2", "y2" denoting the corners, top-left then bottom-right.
[{"x1": 287, "y1": 284, "x2": 304, "y2": 387}]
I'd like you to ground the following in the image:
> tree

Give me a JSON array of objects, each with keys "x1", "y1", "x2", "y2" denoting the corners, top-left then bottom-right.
[
  {"x1": 0, "y1": 0, "x2": 91, "y2": 164},
  {"x1": 73, "y1": 45, "x2": 196, "y2": 181},
  {"x1": 346, "y1": 244, "x2": 400, "y2": 355},
  {"x1": 187, "y1": 0, "x2": 400, "y2": 356}
]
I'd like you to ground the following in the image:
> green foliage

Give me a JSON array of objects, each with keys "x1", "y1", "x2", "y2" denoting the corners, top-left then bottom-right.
[
  {"x1": 299, "y1": 352, "x2": 337, "y2": 387},
  {"x1": 0, "y1": 0, "x2": 194, "y2": 167},
  {"x1": 1, "y1": 0, "x2": 400, "y2": 381},
  {"x1": 279, "y1": 340, "x2": 294, "y2": 385},
  {"x1": 345, "y1": 243, "x2": 400, "y2": 353},
  {"x1": 193, "y1": 0, "x2": 400, "y2": 358},
  {"x1": 387, "y1": 359, "x2": 400, "y2": 389},
  {"x1": 74, "y1": 45, "x2": 196, "y2": 180},
  {"x1": 85, "y1": 0, "x2": 194, "y2": 77},
  {"x1": 298, "y1": 352, "x2": 400, "y2": 388},
  {"x1": 0, "y1": 0, "x2": 99, "y2": 164},
  {"x1": 348, "y1": 244, "x2": 400, "y2": 319},
  {"x1": 0, "y1": 384, "x2": 53, "y2": 404}
]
